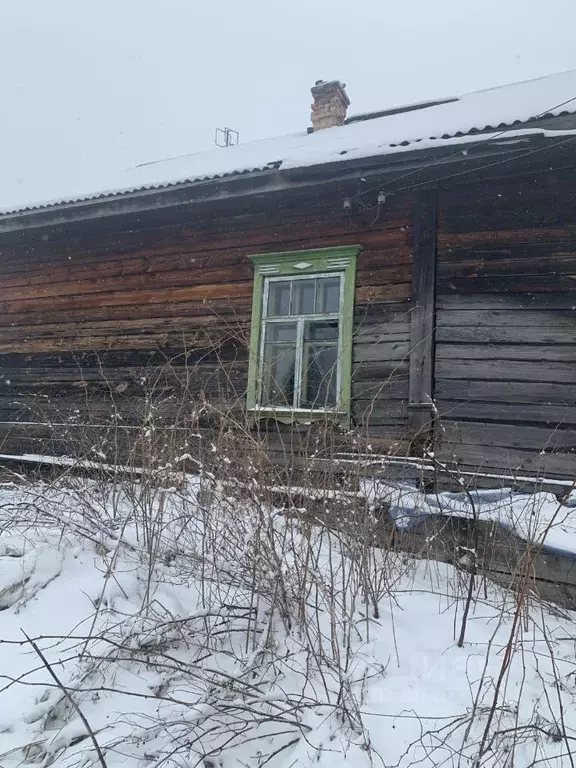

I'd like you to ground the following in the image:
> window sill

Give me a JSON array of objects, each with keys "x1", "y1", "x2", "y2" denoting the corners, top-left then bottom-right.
[{"x1": 248, "y1": 407, "x2": 350, "y2": 428}]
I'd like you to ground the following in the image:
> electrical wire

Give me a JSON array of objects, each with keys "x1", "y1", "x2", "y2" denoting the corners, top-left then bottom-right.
[
  {"x1": 348, "y1": 93, "x2": 576, "y2": 204},
  {"x1": 381, "y1": 129, "x2": 576, "y2": 200}
]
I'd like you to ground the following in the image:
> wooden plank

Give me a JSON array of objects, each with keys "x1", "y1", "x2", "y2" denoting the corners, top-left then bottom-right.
[
  {"x1": 356, "y1": 284, "x2": 411, "y2": 303},
  {"x1": 0, "y1": 282, "x2": 255, "y2": 316},
  {"x1": 0, "y1": 223, "x2": 412, "y2": 279},
  {"x1": 437, "y1": 241, "x2": 576, "y2": 263},
  {"x1": 354, "y1": 300, "x2": 412, "y2": 320},
  {"x1": 436, "y1": 400, "x2": 576, "y2": 426},
  {"x1": 0, "y1": 334, "x2": 247, "y2": 355},
  {"x1": 436, "y1": 443, "x2": 576, "y2": 479},
  {"x1": 0, "y1": 315, "x2": 252, "y2": 342},
  {"x1": 0, "y1": 204, "x2": 410, "y2": 252},
  {"x1": 441, "y1": 420, "x2": 576, "y2": 451},
  {"x1": 355, "y1": 264, "x2": 412, "y2": 287},
  {"x1": 0, "y1": 359, "x2": 248, "y2": 396},
  {"x1": 0, "y1": 264, "x2": 256, "y2": 303},
  {"x1": 436, "y1": 293, "x2": 576, "y2": 311},
  {"x1": 0, "y1": 243, "x2": 411, "y2": 296},
  {"x1": 353, "y1": 360, "x2": 410, "y2": 380},
  {"x1": 436, "y1": 325, "x2": 576, "y2": 344},
  {"x1": 0, "y1": 237, "x2": 409, "y2": 286},
  {"x1": 353, "y1": 330, "x2": 410, "y2": 346},
  {"x1": 437, "y1": 274, "x2": 576, "y2": 294},
  {"x1": 435, "y1": 379, "x2": 576, "y2": 405},
  {"x1": 353, "y1": 319, "x2": 411, "y2": 344},
  {"x1": 435, "y1": 358, "x2": 576, "y2": 384},
  {"x1": 391, "y1": 514, "x2": 576, "y2": 605},
  {"x1": 438, "y1": 185, "x2": 576, "y2": 233},
  {"x1": 353, "y1": 341, "x2": 410, "y2": 364},
  {"x1": 436, "y1": 344, "x2": 576, "y2": 362},
  {"x1": 440, "y1": 171, "x2": 575, "y2": 200},
  {"x1": 408, "y1": 190, "x2": 437, "y2": 437},
  {"x1": 439, "y1": 255, "x2": 576, "y2": 280},
  {"x1": 438, "y1": 208, "x2": 576, "y2": 235},
  {"x1": 438, "y1": 227, "x2": 576, "y2": 251},
  {"x1": 352, "y1": 380, "x2": 409, "y2": 400},
  {"x1": 436, "y1": 309, "x2": 576, "y2": 327},
  {"x1": 0, "y1": 297, "x2": 251, "y2": 328},
  {"x1": 353, "y1": 401, "x2": 408, "y2": 425}
]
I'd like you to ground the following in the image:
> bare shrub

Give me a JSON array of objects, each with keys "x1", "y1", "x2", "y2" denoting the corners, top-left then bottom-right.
[{"x1": 2, "y1": 340, "x2": 574, "y2": 768}]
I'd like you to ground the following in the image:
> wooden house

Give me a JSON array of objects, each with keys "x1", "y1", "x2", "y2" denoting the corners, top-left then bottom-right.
[{"x1": 0, "y1": 72, "x2": 576, "y2": 486}]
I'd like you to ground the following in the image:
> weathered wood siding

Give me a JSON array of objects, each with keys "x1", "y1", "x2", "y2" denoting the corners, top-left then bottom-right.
[
  {"x1": 0, "y1": 195, "x2": 413, "y2": 458},
  {"x1": 435, "y1": 170, "x2": 576, "y2": 479}
]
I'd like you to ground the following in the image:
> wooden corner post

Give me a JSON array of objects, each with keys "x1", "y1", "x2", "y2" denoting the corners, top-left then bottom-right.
[{"x1": 408, "y1": 189, "x2": 437, "y2": 448}]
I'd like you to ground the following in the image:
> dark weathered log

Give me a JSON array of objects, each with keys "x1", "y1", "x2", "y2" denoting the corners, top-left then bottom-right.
[
  {"x1": 435, "y1": 379, "x2": 576, "y2": 404},
  {"x1": 409, "y1": 190, "x2": 437, "y2": 438},
  {"x1": 435, "y1": 359, "x2": 576, "y2": 384},
  {"x1": 435, "y1": 400, "x2": 576, "y2": 426},
  {"x1": 352, "y1": 379, "x2": 409, "y2": 400},
  {"x1": 391, "y1": 513, "x2": 576, "y2": 609},
  {"x1": 353, "y1": 341, "x2": 410, "y2": 364},
  {"x1": 436, "y1": 343, "x2": 576, "y2": 362},
  {"x1": 436, "y1": 293, "x2": 576, "y2": 311},
  {"x1": 437, "y1": 326, "x2": 576, "y2": 343},
  {"x1": 441, "y1": 420, "x2": 576, "y2": 451},
  {"x1": 438, "y1": 227, "x2": 576, "y2": 251},
  {"x1": 353, "y1": 360, "x2": 410, "y2": 381},
  {"x1": 437, "y1": 275, "x2": 576, "y2": 294},
  {"x1": 437, "y1": 309, "x2": 576, "y2": 327},
  {"x1": 436, "y1": 442, "x2": 576, "y2": 478}
]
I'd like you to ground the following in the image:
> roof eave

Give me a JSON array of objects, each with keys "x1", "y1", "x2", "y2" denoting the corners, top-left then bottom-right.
[{"x1": 0, "y1": 132, "x2": 563, "y2": 235}]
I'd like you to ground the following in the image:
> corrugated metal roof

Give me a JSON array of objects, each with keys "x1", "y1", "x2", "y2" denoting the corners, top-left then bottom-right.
[
  {"x1": 1, "y1": 164, "x2": 282, "y2": 216},
  {"x1": 2, "y1": 68, "x2": 576, "y2": 217}
]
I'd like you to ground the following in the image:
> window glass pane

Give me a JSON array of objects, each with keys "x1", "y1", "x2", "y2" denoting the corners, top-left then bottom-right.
[
  {"x1": 265, "y1": 322, "x2": 297, "y2": 343},
  {"x1": 267, "y1": 281, "x2": 291, "y2": 317},
  {"x1": 316, "y1": 276, "x2": 341, "y2": 314},
  {"x1": 301, "y1": 344, "x2": 338, "y2": 408},
  {"x1": 261, "y1": 343, "x2": 295, "y2": 406},
  {"x1": 305, "y1": 320, "x2": 339, "y2": 341},
  {"x1": 291, "y1": 279, "x2": 315, "y2": 315}
]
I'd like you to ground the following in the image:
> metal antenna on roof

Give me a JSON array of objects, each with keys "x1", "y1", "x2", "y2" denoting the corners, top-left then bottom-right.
[{"x1": 215, "y1": 127, "x2": 239, "y2": 147}]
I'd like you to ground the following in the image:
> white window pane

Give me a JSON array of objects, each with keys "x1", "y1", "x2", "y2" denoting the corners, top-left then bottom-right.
[
  {"x1": 316, "y1": 277, "x2": 341, "y2": 314},
  {"x1": 291, "y1": 279, "x2": 315, "y2": 315},
  {"x1": 260, "y1": 271, "x2": 344, "y2": 410},
  {"x1": 301, "y1": 344, "x2": 338, "y2": 408},
  {"x1": 267, "y1": 281, "x2": 291, "y2": 316},
  {"x1": 266, "y1": 322, "x2": 297, "y2": 342},
  {"x1": 262, "y1": 343, "x2": 296, "y2": 406}
]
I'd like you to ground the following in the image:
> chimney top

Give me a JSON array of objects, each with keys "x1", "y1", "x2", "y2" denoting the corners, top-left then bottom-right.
[{"x1": 310, "y1": 80, "x2": 350, "y2": 132}]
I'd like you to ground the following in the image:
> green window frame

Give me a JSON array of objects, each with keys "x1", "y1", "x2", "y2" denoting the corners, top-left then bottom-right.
[{"x1": 247, "y1": 245, "x2": 360, "y2": 425}]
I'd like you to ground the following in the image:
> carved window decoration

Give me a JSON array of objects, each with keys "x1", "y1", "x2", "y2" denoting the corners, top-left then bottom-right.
[{"x1": 247, "y1": 246, "x2": 360, "y2": 424}]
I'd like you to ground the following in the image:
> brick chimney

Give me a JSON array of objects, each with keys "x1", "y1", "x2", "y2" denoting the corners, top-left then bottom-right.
[{"x1": 310, "y1": 80, "x2": 350, "y2": 131}]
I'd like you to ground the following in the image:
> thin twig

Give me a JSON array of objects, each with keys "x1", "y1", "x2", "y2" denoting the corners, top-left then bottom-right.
[{"x1": 22, "y1": 631, "x2": 108, "y2": 768}]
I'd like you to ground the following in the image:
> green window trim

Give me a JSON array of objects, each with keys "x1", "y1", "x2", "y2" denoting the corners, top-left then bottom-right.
[{"x1": 246, "y1": 245, "x2": 360, "y2": 426}]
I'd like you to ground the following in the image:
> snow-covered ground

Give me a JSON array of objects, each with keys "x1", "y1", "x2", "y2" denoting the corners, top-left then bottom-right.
[{"x1": 0, "y1": 475, "x2": 576, "y2": 768}]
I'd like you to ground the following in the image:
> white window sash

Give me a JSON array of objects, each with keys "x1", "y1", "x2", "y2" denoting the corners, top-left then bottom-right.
[{"x1": 258, "y1": 272, "x2": 344, "y2": 411}]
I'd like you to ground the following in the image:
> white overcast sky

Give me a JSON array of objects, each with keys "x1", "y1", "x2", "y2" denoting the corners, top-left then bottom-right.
[{"x1": 1, "y1": 0, "x2": 576, "y2": 210}]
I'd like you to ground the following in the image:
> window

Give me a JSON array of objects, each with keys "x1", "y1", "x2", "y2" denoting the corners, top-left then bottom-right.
[{"x1": 247, "y1": 246, "x2": 360, "y2": 423}]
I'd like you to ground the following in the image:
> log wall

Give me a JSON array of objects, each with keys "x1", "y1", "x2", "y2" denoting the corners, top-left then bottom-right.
[
  {"x1": 0, "y1": 194, "x2": 413, "y2": 458},
  {"x1": 435, "y1": 170, "x2": 576, "y2": 480}
]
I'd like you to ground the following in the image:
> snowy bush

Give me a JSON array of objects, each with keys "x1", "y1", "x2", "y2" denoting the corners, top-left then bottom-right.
[
  {"x1": 0, "y1": 364, "x2": 575, "y2": 768},
  {"x1": 0, "y1": 467, "x2": 575, "y2": 768}
]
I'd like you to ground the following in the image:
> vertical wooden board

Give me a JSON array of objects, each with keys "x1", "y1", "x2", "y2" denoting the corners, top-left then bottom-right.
[{"x1": 409, "y1": 190, "x2": 437, "y2": 438}]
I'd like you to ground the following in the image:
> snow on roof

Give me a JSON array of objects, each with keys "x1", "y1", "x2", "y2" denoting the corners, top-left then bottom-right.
[{"x1": 3, "y1": 68, "x2": 576, "y2": 216}]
